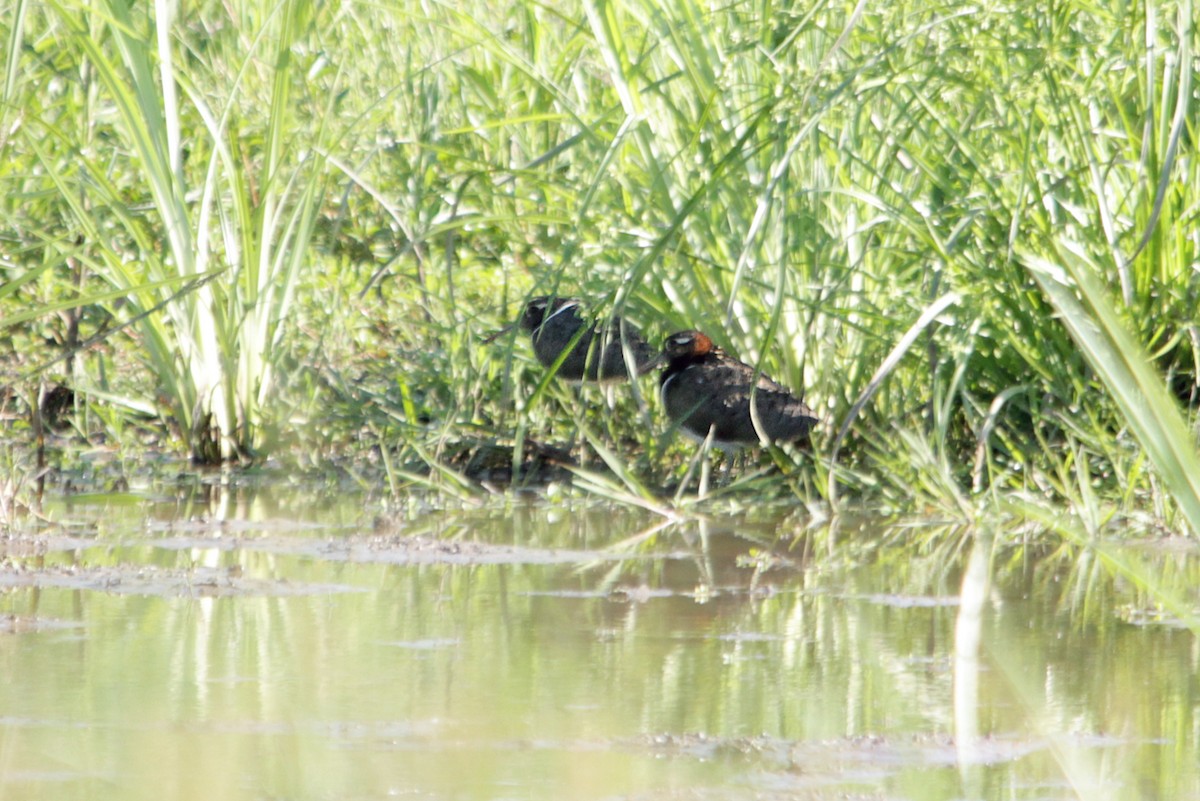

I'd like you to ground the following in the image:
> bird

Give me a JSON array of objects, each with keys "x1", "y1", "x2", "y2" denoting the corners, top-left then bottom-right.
[
  {"x1": 494, "y1": 295, "x2": 660, "y2": 383},
  {"x1": 660, "y1": 330, "x2": 817, "y2": 452}
]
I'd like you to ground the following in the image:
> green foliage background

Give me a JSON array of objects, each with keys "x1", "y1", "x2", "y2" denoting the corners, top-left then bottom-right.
[{"x1": 2, "y1": 0, "x2": 1198, "y2": 523}]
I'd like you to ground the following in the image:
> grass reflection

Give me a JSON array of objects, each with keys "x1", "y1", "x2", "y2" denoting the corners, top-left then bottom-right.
[{"x1": 0, "y1": 501, "x2": 1197, "y2": 800}]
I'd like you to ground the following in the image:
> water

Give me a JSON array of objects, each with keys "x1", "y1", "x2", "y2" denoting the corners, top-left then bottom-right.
[{"x1": 1, "y1": 477, "x2": 1198, "y2": 800}]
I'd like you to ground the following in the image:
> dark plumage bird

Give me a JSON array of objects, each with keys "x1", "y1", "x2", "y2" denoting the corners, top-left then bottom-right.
[
  {"x1": 660, "y1": 330, "x2": 817, "y2": 450},
  {"x1": 511, "y1": 296, "x2": 660, "y2": 383}
]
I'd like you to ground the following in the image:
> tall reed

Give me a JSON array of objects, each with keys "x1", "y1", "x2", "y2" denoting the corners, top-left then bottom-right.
[
  {"x1": 2, "y1": 0, "x2": 1197, "y2": 525},
  {"x1": 26, "y1": 0, "x2": 331, "y2": 461}
]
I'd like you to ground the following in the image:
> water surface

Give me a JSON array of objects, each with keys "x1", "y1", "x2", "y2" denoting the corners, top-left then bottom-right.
[{"x1": 1, "y1": 477, "x2": 1197, "y2": 800}]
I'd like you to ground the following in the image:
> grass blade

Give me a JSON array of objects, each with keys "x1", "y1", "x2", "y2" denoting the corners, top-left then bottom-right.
[{"x1": 1025, "y1": 247, "x2": 1200, "y2": 535}]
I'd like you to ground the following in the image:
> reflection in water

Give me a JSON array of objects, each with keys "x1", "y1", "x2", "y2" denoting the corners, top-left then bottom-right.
[
  {"x1": 954, "y1": 533, "x2": 991, "y2": 794},
  {"x1": 0, "y1": 488, "x2": 1197, "y2": 800}
]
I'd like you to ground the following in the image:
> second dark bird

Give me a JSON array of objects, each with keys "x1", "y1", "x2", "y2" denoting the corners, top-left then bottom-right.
[
  {"x1": 515, "y1": 296, "x2": 660, "y2": 383},
  {"x1": 660, "y1": 330, "x2": 817, "y2": 450}
]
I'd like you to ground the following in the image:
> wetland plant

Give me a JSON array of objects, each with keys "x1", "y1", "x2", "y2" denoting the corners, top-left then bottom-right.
[{"x1": 1, "y1": 0, "x2": 1198, "y2": 536}]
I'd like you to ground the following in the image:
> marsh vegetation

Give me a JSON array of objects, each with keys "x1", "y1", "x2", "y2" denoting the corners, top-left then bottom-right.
[
  {"x1": 1, "y1": 0, "x2": 1197, "y2": 525},
  {"x1": 2, "y1": 3, "x2": 1200, "y2": 797}
]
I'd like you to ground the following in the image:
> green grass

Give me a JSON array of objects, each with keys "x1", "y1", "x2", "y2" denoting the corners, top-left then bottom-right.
[
  {"x1": 1, "y1": 0, "x2": 1198, "y2": 533},
  {"x1": 7, "y1": 0, "x2": 331, "y2": 462}
]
